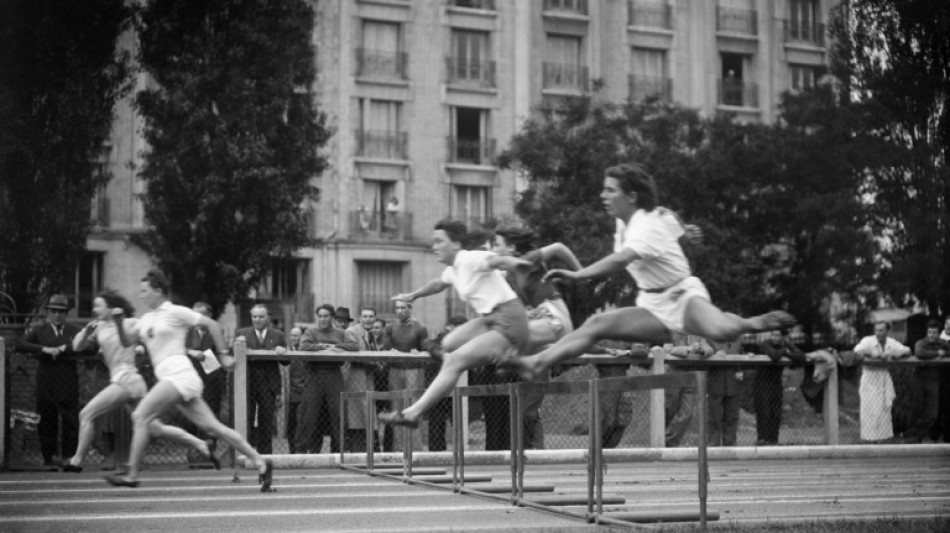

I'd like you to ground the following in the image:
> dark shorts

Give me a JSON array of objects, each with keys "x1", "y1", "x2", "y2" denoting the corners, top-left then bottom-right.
[{"x1": 484, "y1": 299, "x2": 530, "y2": 352}]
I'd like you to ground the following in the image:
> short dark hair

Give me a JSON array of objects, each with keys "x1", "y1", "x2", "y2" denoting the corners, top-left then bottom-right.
[
  {"x1": 97, "y1": 290, "x2": 135, "y2": 318},
  {"x1": 374, "y1": 318, "x2": 387, "y2": 327},
  {"x1": 927, "y1": 319, "x2": 942, "y2": 330},
  {"x1": 141, "y1": 269, "x2": 170, "y2": 294},
  {"x1": 360, "y1": 307, "x2": 377, "y2": 316},
  {"x1": 874, "y1": 321, "x2": 891, "y2": 331},
  {"x1": 435, "y1": 219, "x2": 467, "y2": 243},
  {"x1": 605, "y1": 164, "x2": 658, "y2": 211},
  {"x1": 315, "y1": 303, "x2": 335, "y2": 316},
  {"x1": 495, "y1": 226, "x2": 536, "y2": 256},
  {"x1": 462, "y1": 228, "x2": 492, "y2": 250}
]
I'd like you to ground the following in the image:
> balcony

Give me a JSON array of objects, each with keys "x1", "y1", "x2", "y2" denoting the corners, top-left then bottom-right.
[
  {"x1": 90, "y1": 193, "x2": 109, "y2": 229},
  {"x1": 628, "y1": 75, "x2": 672, "y2": 102},
  {"x1": 448, "y1": 0, "x2": 495, "y2": 9},
  {"x1": 355, "y1": 130, "x2": 408, "y2": 160},
  {"x1": 446, "y1": 57, "x2": 497, "y2": 89},
  {"x1": 784, "y1": 19, "x2": 825, "y2": 47},
  {"x1": 356, "y1": 48, "x2": 408, "y2": 80},
  {"x1": 447, "y1": 137, "x2": 496, "y2": 166},
  {"x1": 628, "y1": 0, "x2": 672, "y2": 30},
  {"x1": 716, "y1": 6, "x2": 757, "y2": 35},
  {"x1": 718, "y1": 78, "x2": 759, "y2": 108},
  {"x1": 542, "y1": 62, "x2": 589, "y2": 92},
  {"x1": 351, "y1": 209, "x2": 413, "y2": 241},
  {"x1": 543, "y1": 0, "x2": 587, "y2": 15}
]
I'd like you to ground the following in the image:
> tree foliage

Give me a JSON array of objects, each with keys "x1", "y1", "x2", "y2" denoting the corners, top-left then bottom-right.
[
  {"x1": 0, "y1": 0, "x2": 133, "y2": 318},
  {"x1": 500, "y1": 90, "x2": 882, "y2": 335},
  {"x1": 135, "y1": 0, "x2": 330, "y2": 314},
  {"x1": 831, "y1": 0, "x2": 950, "y2": 317}
]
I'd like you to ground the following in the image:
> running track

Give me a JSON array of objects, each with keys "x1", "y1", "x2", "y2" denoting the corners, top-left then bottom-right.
[{"x1": 1, "y1": 455, "x2": 948, "y2": 531}]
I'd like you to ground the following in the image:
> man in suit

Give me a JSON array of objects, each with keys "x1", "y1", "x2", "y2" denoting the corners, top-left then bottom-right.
[
  {"x1": 707, "y1": 339, "x2": 744, "y2": 447},
  {"x1": 185, "y1": 302, "x2": 225, "y2": 461},
  {"x1": 234, "y1": 304, "x2": 287, "y2": 454},
  {"x1": 341, "y1": 307, "x2": 377, "y2": 452},
  {"x1": 18, "y1": 294, "x2": 83, "y2": 467}
]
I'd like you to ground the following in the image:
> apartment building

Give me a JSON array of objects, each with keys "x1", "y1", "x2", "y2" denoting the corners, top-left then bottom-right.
[{"x1": 77, "y1": 0, "x2": 833, "y2": 331}]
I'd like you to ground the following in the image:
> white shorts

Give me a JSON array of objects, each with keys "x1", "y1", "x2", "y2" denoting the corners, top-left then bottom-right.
[
  {"x1": 154, "y1": 355, "x2": 204, "y2": 402},
  {"x1": 532, "y1": 298, "x2": 574, "y2": 339},
  {"x1": 635, "y1": 276, "x2": 710, "y2": 335},
  {"x1": 111, "y1": 365, "x2": 147, "y2": 400}
]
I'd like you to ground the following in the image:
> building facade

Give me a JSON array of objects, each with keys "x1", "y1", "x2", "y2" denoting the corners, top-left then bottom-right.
[{"x1": 78, "y1": 0, "x2": 833, "y2": 332}]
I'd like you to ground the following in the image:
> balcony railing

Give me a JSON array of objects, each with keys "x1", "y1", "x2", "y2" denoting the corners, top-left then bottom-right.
[
  {"x1": 446, "y1": 57, "x2": 497, "y2": 88},
  {"x1": 718, "y1": 78, "x2": 759, "y2": 108},
  {"x1": 448, "y1": 0, "x2": 496, "y2": 9},
  {"x1": 543, "y1": 0, "x2": 588, "y2": 15},
  {"x1": 355, "y1": 48, "x2": 408, "y2": 80},
  {"x1": 447, "y1": 137, "x2": 496, "y2": 166},
  {"x1": 783, "y1": 19, "x2": 825, "y2": 46},
  {"x1": 351, "y1": 209, "x2": 413, "y2": 241},
  {"x1": 542, "y1": 62, "x2": 589, "y2": 91},
  {"x1": 628, "y1": 75, "x2": 672, "y2": 102},
  {"x1": 627, "y1": 0, "x2": 672, "y2": 29},
  {"x1": 716, "y1": 6, "x2": 758, "y2": 35},
  {"x1": 355, "y1": 130, "x2": 408, "y2": 160},
  {"x1": 90, "y1": 193, "x2": 109, "y2": 229}
]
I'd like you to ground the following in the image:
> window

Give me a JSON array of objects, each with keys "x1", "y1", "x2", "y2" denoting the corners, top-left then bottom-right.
[
  {"x1": 789, "y1": 64, "x2": 820, "y2": 91},
  {"x1": 357, "y1": 99, "x2": 406, "y2": 159},
  {"x1": 717, "y1": 0, "x2": 757, "y2": 35},
  {"x1": 69, "y1": 252, "x2": 104, "y2": 317},
  {"x1": 358, "y1": 20, "x2": 406, "y2": 79},
  {"x1": 451, "y1": 185, "x2": 492, "y2": 227},
  {"x1": 449, "y1": 29, "x2": 494, "y2": 87},
  {"x1": 787, "y1": 0, "x2": 823, "y2": 44},
  {"x1": 543, "y1": 0, "x2": 588, "y2": 15},
  {"x1": 261, "y1": 258, "x2": 311, "y2": 300},
  {"x1": 543, "y1": 34, "x2": 586, "y2": 90},
  {"x1": 449, "y1": 107, "x2": 493, "y2": 165},
  {"x1": 719, "y1": 52, "x2": 757, "y2": 107},
  {"x1": 629, "y1": 47, "x2": 671, "y2": 101},
  {"x1": 356, "y1": 261, "x2": 405, "y2": 317}
]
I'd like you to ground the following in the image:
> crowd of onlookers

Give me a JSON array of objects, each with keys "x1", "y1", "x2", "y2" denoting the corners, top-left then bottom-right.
[{"x1": 13, "y1": 292, "x2": 950, "y2": 467}]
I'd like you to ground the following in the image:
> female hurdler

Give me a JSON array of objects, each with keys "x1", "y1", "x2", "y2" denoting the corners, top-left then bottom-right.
[
  {"x1": 62, "y1": 290, "x2": 214, "y2": 473},
  {"x1": 107, "y1": 270, "x2": 273, "y2": 491},
  {"x1": 498, "y1": 163, "x2": 795, "y2": 381},
  {"x1": 377, "y1": 219, "x2": 533, "y2": 428}
]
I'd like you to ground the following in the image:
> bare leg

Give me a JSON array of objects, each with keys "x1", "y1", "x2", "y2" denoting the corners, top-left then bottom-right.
[
  {"x1": 178, "y1": 397, "x2": 267, "y2": 474},
  {"x1": 69, "y1": 384, "x2": 130, "y2": 466},
  {"x1": 400, "y1": 329, "x2": 512, "y2": 423},
  {"x1": 526, "y1": 319, "x2": 560, "y2": 354},
  {"x1": 123, "y1": 380, "x2": 182, "y2": 482},
  {"x1": 506, "y1": 307, "x2": 672, "y2": 380},
  {"x1": 682, "y1": 297, "x2": 795, "y2": 342},
  {"x1": 146, "y1": 419, "x2": 209, "y2": 456}
]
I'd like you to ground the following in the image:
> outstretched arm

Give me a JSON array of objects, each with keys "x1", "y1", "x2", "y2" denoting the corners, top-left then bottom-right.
[
  {"x1": 485, "y1": 255, "x2": 533, "y2": 271},
  {"x1": 543, "y1": 248, "x2": 638, "y2": 284},
  {"x1": 392, "y1": 277, "x2": 451, "y2": 302},
  {"x1": 537, "y1": 243, "x2": 583, "y2": 271}
]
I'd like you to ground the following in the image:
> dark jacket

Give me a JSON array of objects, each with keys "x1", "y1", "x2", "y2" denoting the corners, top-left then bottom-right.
[
  {"x1": 235, "y1": 326, "x2": 287, "y2": 394},
  {"x1": 19, "y1": 322, "x2": 83, "y2": 400}
]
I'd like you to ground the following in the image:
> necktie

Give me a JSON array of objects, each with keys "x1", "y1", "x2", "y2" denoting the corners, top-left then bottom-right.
[{"x1": 258, "y1": 330, "x2": 265, "y2": 345}]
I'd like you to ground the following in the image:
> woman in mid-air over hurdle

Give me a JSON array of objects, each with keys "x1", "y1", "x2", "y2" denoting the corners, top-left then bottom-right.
[{"x1": 497, "y1": 163, "x2": 795, "y2": 381}]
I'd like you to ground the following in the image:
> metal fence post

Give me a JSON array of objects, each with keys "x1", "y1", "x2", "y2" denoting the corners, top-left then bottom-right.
[
  {"x1": 650, "y1": 347, "x2": 666, "y2": 447},
  {"x1": 365, "y1": 390, "x2": 374, "y2": 469},
  {"x1": 453, "y1": 387, "x2": 461, "y2": 490},
  {"x1": 823, "y1": 363, "x2": 839, "y2": 445},
  {"x1": 233, "y1": 340, "x2": 248, "y2": 444},
  {"x1": 460, "y1": 370, "x2": 469, "y2": 451},
  {"x1": 696, "y1": 371, "x2": 709, "y2": 528},
  {"x1": 591, "y1": 378, "x2": 602, "y2": 521},
  {"x1": 508, "y1": 382, "x2": 519, "y2": 504},
  {"x1": 0, "y1": 337, "x2": 6, "y2": 470}
]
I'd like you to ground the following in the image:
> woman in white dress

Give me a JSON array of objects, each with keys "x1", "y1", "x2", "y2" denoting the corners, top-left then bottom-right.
[
  {"x1": 62, "y1": 290, "x2": 212, "y2": 473},
  {"x1": 853, "y1": 321, "x2": 910, "y2": 442},
  {"x1": 499, "y1": 163, "x2": 795, "y2": 380}
]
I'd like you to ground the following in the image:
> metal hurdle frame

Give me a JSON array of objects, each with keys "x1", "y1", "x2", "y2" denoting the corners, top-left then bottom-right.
[{"x1": 452, "y1": 382, "x2": 520, "y2": 503}]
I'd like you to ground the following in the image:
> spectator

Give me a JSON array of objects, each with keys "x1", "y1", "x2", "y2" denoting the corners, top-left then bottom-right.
[
  {"x1": 755, "y1": 329, "x2": 806, "y2": 445},
  {"x1": 663, "y1": 335, "x2": 714, "y2": 448},
  {"x1": 385, "y1": 196, "x2": 400, "y2": 234},
  {"x1": 234, "y1": 304, "x2": 288, "y2": 455},
  {"x1": 425, "y1": 316, "x2": 467, "y2": 451},
  {"x1": 596, "y1": 341, "x2": 648, "y2": 448},
  {"x1": 935, "y1": 317, "x2": 950, "y2": 443},
  {"x1": 297, "y1": 304, "x2": 345, "y2": 453},
  {"x1": 370, "y1": 318, "x2": 393, "y2": 451},
  {"x1": 286, "y1": 327, "x2": 304, "y2": 453},
  {"x1": 907, "y1": 320, "x2": 949, "y2": 443},
  {"x1": 18, "y1": 294, "x2": 84, "y2": 468},
  {"x1": 185, "y1": 302, "x2": 226, "y2": 462},
  {"x1": 385, "y1": 299, "x2": 429, "y2": 451},
  {"x1": 342, "y1": 307, "x2": 378, "y2": 452},
  {"x1": 707, "y1": 339, "x2": 744, "y2": 447},
  {"x1": 853, "y1": 321, "x2": 911, "y2": 443},
  {"x1": 334, "y1": 307, "x2": 353, "y2": 330}
]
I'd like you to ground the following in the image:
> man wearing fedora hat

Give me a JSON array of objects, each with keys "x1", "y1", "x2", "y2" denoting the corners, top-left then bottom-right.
[
  {"x1": 333, "y1": 307, "x2": 353, "y2": 329},
  {"x1": 18, "y1": 294, "x2": 83, "y2": 467}
]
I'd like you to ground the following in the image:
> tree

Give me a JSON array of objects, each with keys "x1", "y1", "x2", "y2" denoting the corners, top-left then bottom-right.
[
  {"x1": 0, "y1": 0, "x2": 133, "y2": 319},
  {"x1": 832, "y1": 0, "x2": 950, "y2": 317},
  {"x1": 135, "y1": 0, "x2": 330, "y2": 315}
]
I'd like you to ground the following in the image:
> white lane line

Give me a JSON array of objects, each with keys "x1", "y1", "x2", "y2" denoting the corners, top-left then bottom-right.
[
  {"x1": 559, "y1": 495, "x2": 950, "y2": 509},
  {"x1": 0, "y1": 473, "x2": 366, "y2": 486},
  {"x1": 0, "y1": 481, "x2": 402, "y2": 494},
  {"x1": 0, "y1": 490, "x2": 442, "y2": 506},
  {"x1": 0, "y1": 504, "x2": 508, "y2": 523}
]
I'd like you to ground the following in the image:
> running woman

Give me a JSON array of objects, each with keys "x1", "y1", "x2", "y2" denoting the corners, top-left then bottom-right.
[
  {"x1": 497, "y1": 163, "x2": 795, "y2": 381},
  {"x1": 62, "y1": 290, "x2": 214, "y2": 473},
  {"x1": 106, "y1": 269, "x2": 273, "y2": 490},
  {"x1": 377, "y1": 219, "x2": 533, "y2": 428}
]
